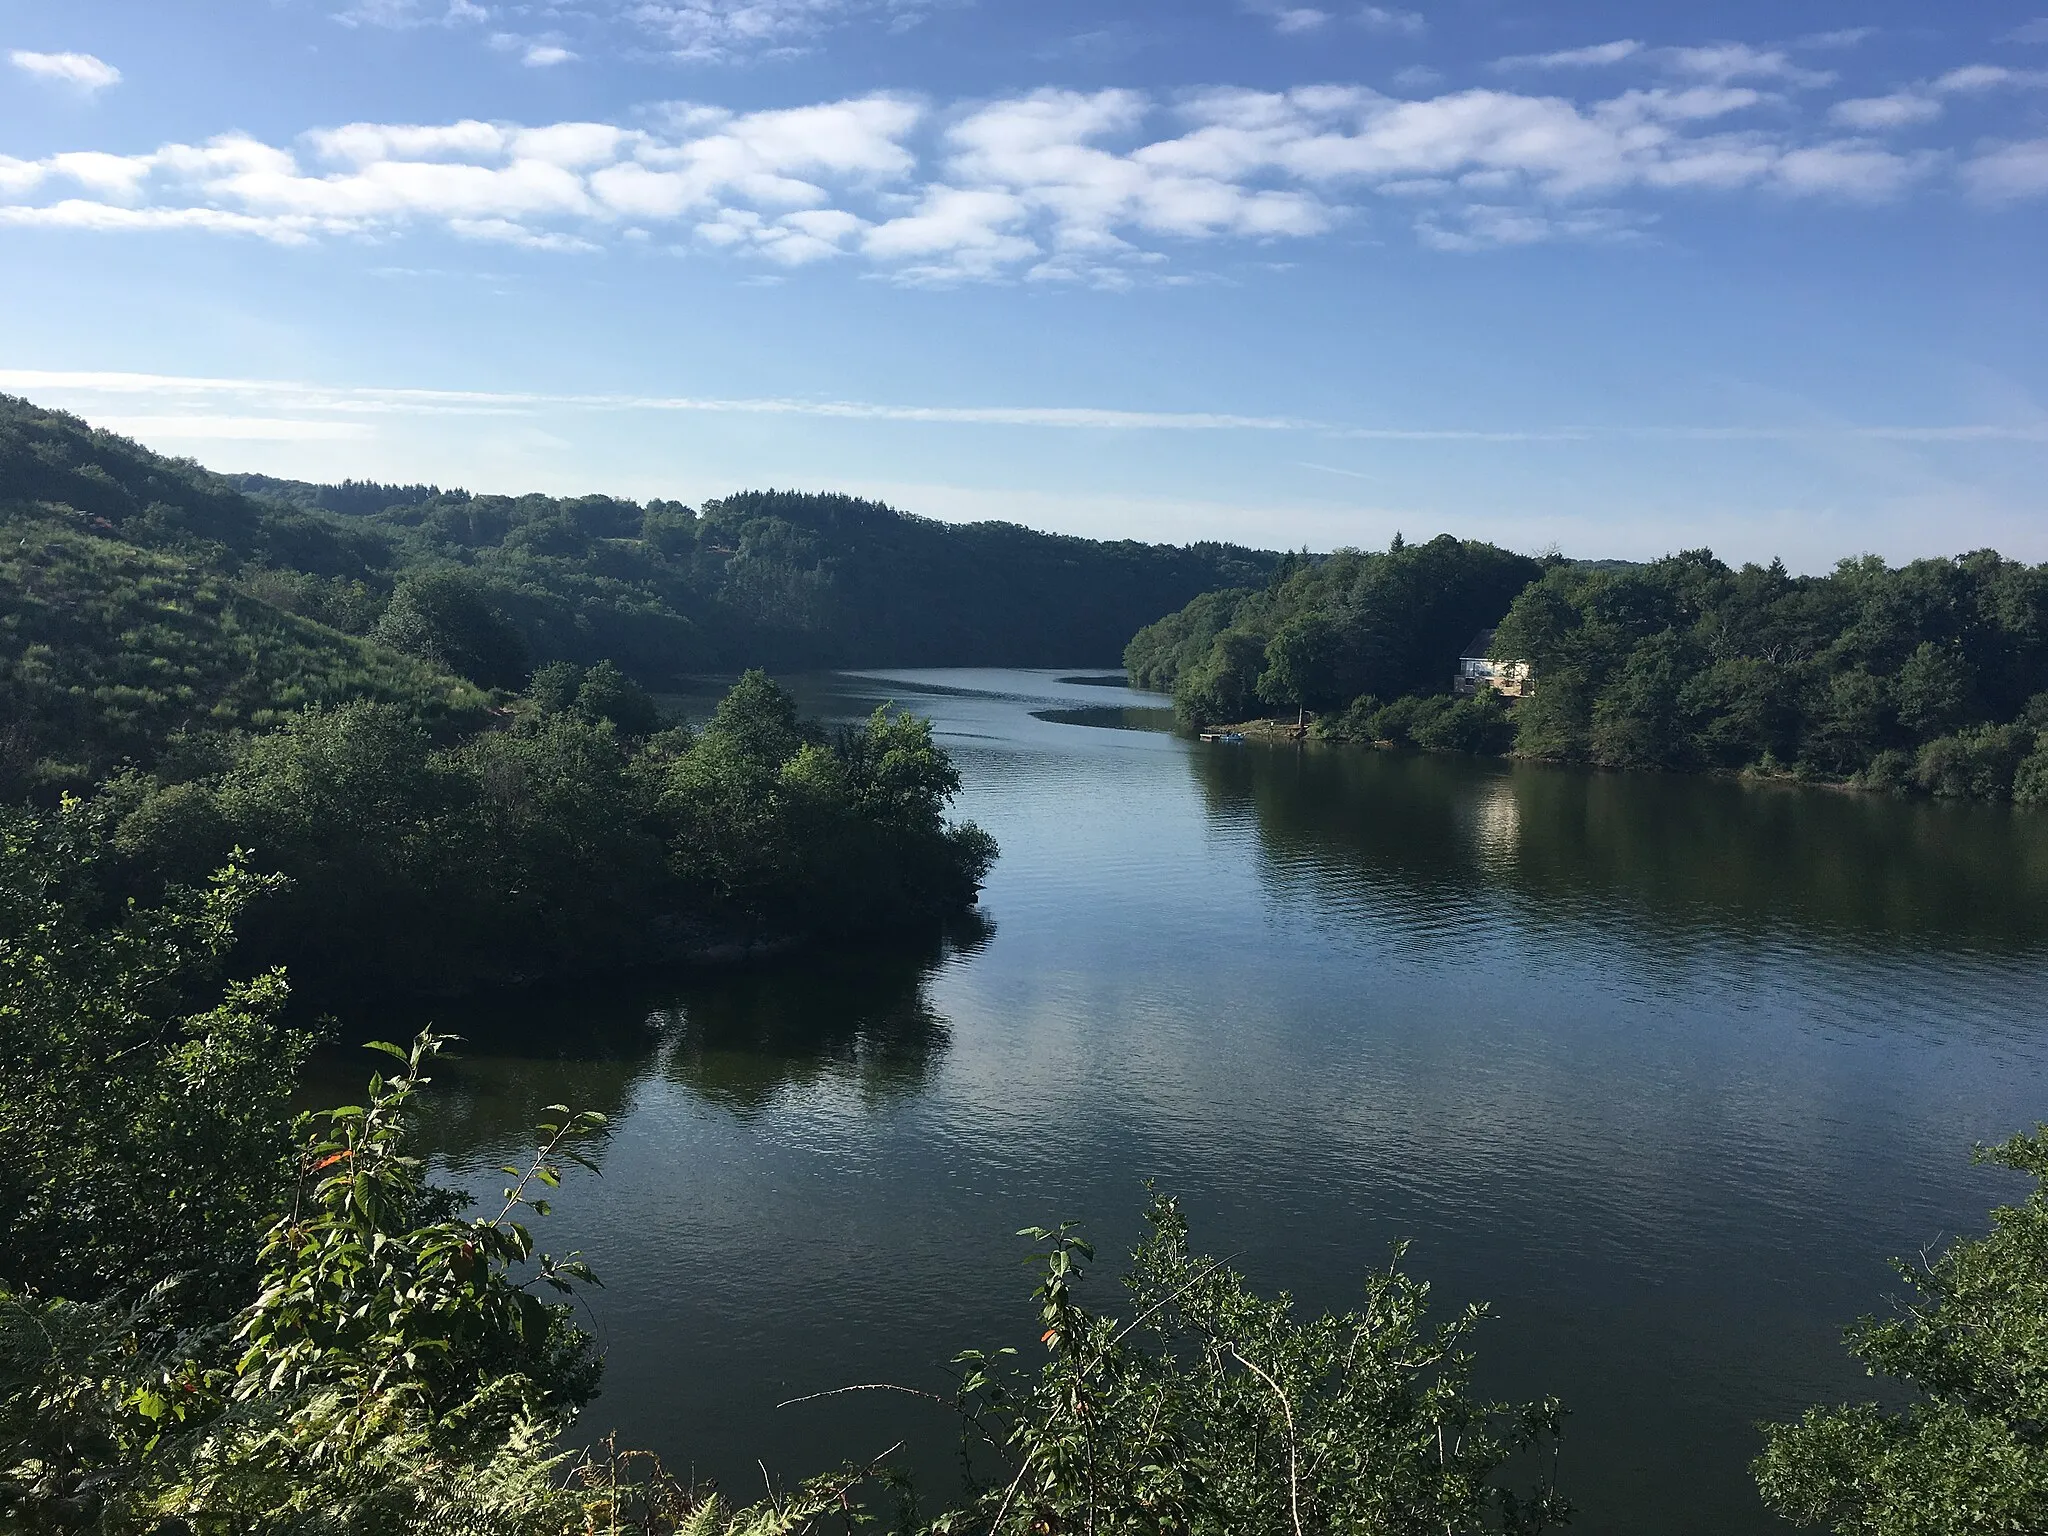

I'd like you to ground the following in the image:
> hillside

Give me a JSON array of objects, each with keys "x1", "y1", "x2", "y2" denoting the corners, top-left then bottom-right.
[
  {"x1": 1128, "y1": 538, "x2": 2048, "y2": 804},
  {"x1": 3, "y1": 389, "x2": 1280, "y2": 687},
  {"x1": 0, "y1": 509, "x2": 490, "y2": 799}
]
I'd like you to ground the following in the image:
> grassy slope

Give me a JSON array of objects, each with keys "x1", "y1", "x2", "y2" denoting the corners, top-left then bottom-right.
[{"x1": 0, "y1": 507, "x2": 490, "y2": 793}]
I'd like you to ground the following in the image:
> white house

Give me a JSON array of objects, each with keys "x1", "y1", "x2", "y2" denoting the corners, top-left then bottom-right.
[{"x1": 1454, "y1": 629, "x2": 1532, "y2": 698}]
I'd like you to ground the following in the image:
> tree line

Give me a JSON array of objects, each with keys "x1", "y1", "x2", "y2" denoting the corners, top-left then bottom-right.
[
  {"x1": 3, "y1": 394, "x2": 1279, "y2": 723},
  {"x1": 1128, "y1": 538, "x2": 2048, "y2": 805}
]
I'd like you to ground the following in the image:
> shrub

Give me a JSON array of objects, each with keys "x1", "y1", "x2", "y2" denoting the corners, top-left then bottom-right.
[
  {"x1": 944, "y1": 1196, "x2": 1570, "y2": 1536},
  {"x1": 1413, "y1": 694, "x2": 1517, "y2": 755},
  {"x1": 1756, "y1": 1129, "x2": 2048, "y2": 1535},
  {"x1": 1912, "y1": 724, "x2": 2031, "y2": 801}
]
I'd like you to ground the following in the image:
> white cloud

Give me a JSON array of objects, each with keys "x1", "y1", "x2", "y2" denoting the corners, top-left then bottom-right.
[
  {"x1": 626, "y1": 0, "x2": 948, "y2": 61},
  {"x1": 310, "y1": 120, "x2": 509, "y2": 165},
  {"x1": 864, "y1": 185, "x2": 1037, "y2": 280},
  {"x1": 1417, "y1": 202, "x2": 1644, "y2": 251},
  {"x1": 1932, "y1": 64, "x2": 2048, "y2": 92},
  {"x1": 1963, "y1": 138, "x2": 2048, "y2": 201},
  {"x1": 1663, "y1": 43, "x2": 1834, "y2": 88},
  {"x1": 523, "y1": 43, "x2": 576, "y2": 66},
  {"x1": 1799, "y1": 28, "x2": 1875, "y2": 49},
  {"x1": 1770, "y1": 143, "x2": 1933, "y2": 201},
  {"x1": 1356, "y1": 6, "x2": 1425, "y2": 37},
  {"x1": 334, "y1": 0, "x2": 486, "y2": 28},
  {"x1": 0, "y1": 66, "x2": 2034, "y2": 276},
  {"x1": 0, "y1": 156, "x2": 45, "y2": 195},
  {"x1": 1274, "y1": 8, "x2": 1331, "y2": 35},
  {"x1": 16, "y1": 371, "x2": 2042, "y2": 459},
  {"x1": 1830, "y1": 92, "x2": 1941, "y2": 130},
  {"x1": 1494, "y1": 40, "x2": 1641, "y2": 70},
  {"x1": 0, "y1": 201, "x2": 323, "y2": 243},
  {"x1": 9, "y1": 49, "x2": 121, "y2": 91},
  {"x1": 48, "y1": 152, "x2": 154, "y2": 200},
  {"x1": 449, "y1": 217, "x2": 599, "y2": 250},
  {"x1": 513, "y1": 123, "x2": 626, "y2": 167}
]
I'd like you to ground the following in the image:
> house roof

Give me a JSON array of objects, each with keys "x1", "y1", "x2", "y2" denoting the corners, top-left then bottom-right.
[{"x1": 1458, "y1": 628, "x2": 1498, "y2": 662}]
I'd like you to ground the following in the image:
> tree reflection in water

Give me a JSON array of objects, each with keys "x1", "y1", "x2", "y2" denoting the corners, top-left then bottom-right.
[
  {"x1": 1185, "y1": 740, "x2": 2048, "y2": 956},
  {"x1": 317, "y1": 912, "x2": 996, "y2": 1167},
  {"x1": 660, "y1": 911, "x2": 994, "y2": 1115}
]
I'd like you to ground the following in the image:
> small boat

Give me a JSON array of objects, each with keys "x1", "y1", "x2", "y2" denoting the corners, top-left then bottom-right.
[{"x1": 1199, "y1": 730, "x2": 1246, "y2": 744}]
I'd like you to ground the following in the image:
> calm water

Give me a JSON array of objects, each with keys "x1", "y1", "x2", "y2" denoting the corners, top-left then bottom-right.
[{"x1": 376, "y1": 669, "x2": 2048, "y2": 1533}]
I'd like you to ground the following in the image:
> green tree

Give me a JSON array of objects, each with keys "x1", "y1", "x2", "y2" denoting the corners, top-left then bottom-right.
[
  {"x1": 1178, "y1": 630, "x2": 1268, "y2": 727},
  {"x1": 575, "y1": 659, "x2": 661, "y2": 737},
  {"x1": 372, "y1": 569, "x2": 530, "y2": 689},
  {"x1": 1895, "y1": 641, "x2": 1976, "y2": 741},
  {"x1": 526, "y1": 659, "x2": 585, "y2": 713},
  {"x1": 1256, "y1": 614, "x2": 1344, "y2": 713},
  {"x1": 1756, "y1": 1128, "x2": 2048, "y2": 1535}
]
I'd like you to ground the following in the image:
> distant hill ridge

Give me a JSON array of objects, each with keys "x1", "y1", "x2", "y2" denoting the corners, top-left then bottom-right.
[{"x1": 0, "y1": 392, "x2": 1282, "y2": 793}]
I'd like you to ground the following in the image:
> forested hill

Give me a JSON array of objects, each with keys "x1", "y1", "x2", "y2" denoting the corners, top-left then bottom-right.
[
  {"x1": 1, "y1": 393, "x2": 1007, "y2": 995},
  {"x1": 1, "y1": 394, "x2": 1279, "y2": 684},
  {"x1": 1128, "y1": 537, "x2": 2048, "y2": 806}
]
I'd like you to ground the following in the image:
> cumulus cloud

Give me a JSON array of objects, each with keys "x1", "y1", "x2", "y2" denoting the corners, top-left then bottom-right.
[
  {"x1": 1963, "y1": 138, "x2": 2048, "y2": 201},
  {"x1": 1356, "y1": 6, "x2": 1425, "y2": 36},
  {"x1": 9, "y1": 50, "x2": 121, "y2": 91},
  {"x1": 1494, "y1": 40, "x2": 1641, "y2": 70},
  {"x1": 1830, "y1": 92, "x2": 1942, "y2": 130},
  {"x1": 1662, "y1": 43, "x2": 1834, "y2": 87},
  {"x1": 1933, "y1": 64, "x2": 2048, "y2": 92},
  {"x1": 1243, "y1": 4, "x2": 1333, "y2": 36},
  {"x1": 1417, "y1": 202, "x2": 1644, "y2": 251},
  {"x1": 0, "y1": 65, "x2": 2034, "y2": 274},
  {"x1": 1824, "y1": 62, "x2": 2048, "y2": 132},
  {"x1": 523, "y1": 43, "x2": 577, "y2": 66},
  {"x1": 1770, "y1": 143, "x2": 1934, "y2": 200}
]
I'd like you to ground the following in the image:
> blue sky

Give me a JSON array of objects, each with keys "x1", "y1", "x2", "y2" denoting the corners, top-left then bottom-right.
[{"x1": 2, "y1": 1, "x2": 2045, "y2": 569}]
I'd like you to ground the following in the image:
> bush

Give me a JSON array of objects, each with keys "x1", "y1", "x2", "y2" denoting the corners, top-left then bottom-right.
[
  {"x1": 0, "y1": 808, "x2": 304, "y2": 1316},
  {"x1": 1857, "y1": 748, "x2": 1915, "y2": 795},
  {"x1": 1912, "y1": 724, "x2": 2032, "y2": 801},
  {"x1": 1413, "y1": 693, "x2": 1517, "y2": 755},
  {"x1": 2016, "y1": 739, "x2": 2048, "y2": 807},
  {"x1": 373, "y1": 568, "x2": 529, "y2": 689}
]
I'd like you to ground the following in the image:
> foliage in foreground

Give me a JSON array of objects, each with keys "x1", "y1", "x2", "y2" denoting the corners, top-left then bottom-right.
[
  {"x1": 0, "y1": 812, "x2": 303, "y2": 1317},
  {"x1": 944, "y1": 1202, "x2": 1569, "y2": 1535},
  {"x1": 1755, "y1": 1128, "x2": 2048, "y2": 1535}
]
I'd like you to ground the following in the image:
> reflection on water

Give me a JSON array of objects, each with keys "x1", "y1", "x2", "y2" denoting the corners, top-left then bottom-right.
[
  {"x1": 659, "y1": 919, "x2": 991, "y2": 1114},
  {"x1": 360, "y1": 669, "x2": 2048, "y2": 1536},
  {"x1": 1029, "y1": 704, "x2": 1178, "y2": 732},
  {"x1": 1187, "y1": 741, "x2": 2048, "y2": 956},
  {"x1": 341, "y1": 917, "x2": 990, "y2": 1163}
]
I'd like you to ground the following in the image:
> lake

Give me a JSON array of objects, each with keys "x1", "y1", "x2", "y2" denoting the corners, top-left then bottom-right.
[{"x1": 381, "y1": 667, "x2": 2048, "y2": 1533}]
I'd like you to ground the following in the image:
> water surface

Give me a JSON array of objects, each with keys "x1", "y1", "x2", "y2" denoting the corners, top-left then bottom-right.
[{"x1": 392, "y1": 668, "x2": 2048, "y2": 1533}]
